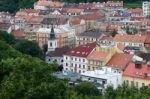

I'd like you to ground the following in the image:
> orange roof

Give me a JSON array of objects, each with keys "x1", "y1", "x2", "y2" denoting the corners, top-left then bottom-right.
[
  {"x1": 145, "y1": 36, "x2": 150, "y2": 44},
  {"x1": 37, "y1": 1, "x2": 64, "y2": 7},
  {"x1": 20, "y1": 9, "x2": 40, "y2": 14},
  {"x1": 87, "y1": 51, "x2": 109, "y2": 61},
  {"x1": 107, "y1": 53, "x2": 134, "y2": 70},
  {"x1": 25, "y1": 16, "x2": 43, "y2": 23},
  {"x1": 123, "y1": 62, "x2": 150, "y2": 80},
  {"x1": 69, "y1": 17, "x2": 81, "y2": 25},
  {"x1": 114, "y1": 34, "x2": 147, "y2": 43},
  {"x1": 67, "y1": 8, "x2": 84, "y2": 13},
  {"x1": 11, "y1": 30, "x2": 24, "y2": 38}
]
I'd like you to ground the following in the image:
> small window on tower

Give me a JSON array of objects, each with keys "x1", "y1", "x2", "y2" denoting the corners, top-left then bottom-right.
[{"x1": 50, "y1": 42, "x2": 52, "y2": 47}]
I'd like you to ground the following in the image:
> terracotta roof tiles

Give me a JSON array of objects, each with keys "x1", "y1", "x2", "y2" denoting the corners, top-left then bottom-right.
[
  {"x1": 123, "y1": 62, "x2": 150, "y2": 80},
  {"x1": 106, "y1": 53, "x2": 134, "y2": 70}
]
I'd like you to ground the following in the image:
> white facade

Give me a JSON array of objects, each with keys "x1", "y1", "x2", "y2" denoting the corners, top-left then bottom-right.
[
  {"x1": 80, "y1": 67, "x2": 122, "y2": 91},
  {"x1": 63, "y1": 55, "x2": 88, "y2": 73},
  {"x1": 143, "y1": 1, "x2": 150, "y2": 16},
  {"x1": 48, "y1": 39, "x2": 57, "y2": 52}
]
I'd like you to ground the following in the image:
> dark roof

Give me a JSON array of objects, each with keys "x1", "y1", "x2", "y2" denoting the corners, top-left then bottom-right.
[
  {"x1": 41, "y1": 17, "x2": 68, "y2": 25},
  {"x1": 78, "y1": 29, "x2": 103, "y2": 38},
  {"x1": 49, "y1": 25, "x2": 56, "y2": 40},
  {"x1": 47, "y1": 46, "x2": 70, "y2": 57}
]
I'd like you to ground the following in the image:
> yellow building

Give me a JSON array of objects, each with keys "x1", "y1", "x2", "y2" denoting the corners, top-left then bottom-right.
[
  {"x1": 87, "y1": 45, "x2": 120, "y2": 71},
  {"x1": 87, "y1": 51, "x2": 110, "y2": 70},
  {"x1": 123, "y1": 62, "x2": 150, "y2": 88}
]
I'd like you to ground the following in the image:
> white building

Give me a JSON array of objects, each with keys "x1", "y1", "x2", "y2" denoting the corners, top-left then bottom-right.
[
  {"x1": 143, "y1": 1, "x2": 150, "y2": 17},
  {"x1": 63, "y1": 42, "x2": 97, "y2": 73},
  {"x1": 80, "y1": 67, "x2": 122, "y2": 91}
]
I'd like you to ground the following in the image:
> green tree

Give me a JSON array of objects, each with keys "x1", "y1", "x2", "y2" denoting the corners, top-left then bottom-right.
[
  {"x1": 111, "y1": 30, "x2": 118, "y2": 37},
  {"x1": 74, "y1": 82, "x2": 100, "y2": 97},
  {"x1": 0, "y1": 30, "x2": 16, "y2": 44},
  {"x1": 14, "y1": 40, "x2": 43, "y2": 58}
]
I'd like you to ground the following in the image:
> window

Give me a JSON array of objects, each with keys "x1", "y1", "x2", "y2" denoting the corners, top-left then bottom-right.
[
  {"x1": 66, "y1": 63, "x2": 68, "y2": 66},
  {"x1": 83, "y1": 59, "x2": 85, "y2": 62},
  {"x1": 136, "y1": 82, "x2": 138, "y2": 87},
  {"x1": 88, "y1": 66, "x2": 90, "y2": 70},
  {"x1": 66, "y1": 57, "x2": 68, "y2": 60},
  {"x1": 50, "y1": 42, "x2": 52, "y2": 47},
  {"x1": 66, "y1": 68, "x2": 68, "y2": 70},
  {"x1": 49, "y1": 59, "x2": 51, "y2": 62},
  {"x1": 131, "y1": 81, "x2": 134, "y2": 86},
  {"x1": 79, "y1": 70, "x2": 81, "y2": 73},
  {"x1": 83, "y1": 65, "x2": 85, "y2": 69},
  {"x1": 75, "y1": 64, "x2": 77, "y2": 68},
  {"x1": 75, "y1": 58, "x2": 77, "y2": 61},
  {"x1": 142, "y1": 83, "x2": 145, "y2": 87},
  {"x1": 79, "y1": 64, "x2": 81, "y2": 68},
  {"x1": 71, "y1": 63, "x2": 73, "y2": 67},
  {"x1": 126, "y1": 80, "x2": 129, "y2": 85}
]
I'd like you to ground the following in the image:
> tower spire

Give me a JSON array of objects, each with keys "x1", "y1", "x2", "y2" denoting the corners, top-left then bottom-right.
[{"x1": 49, "y1": 24, "x2": 56, "y2": 40}]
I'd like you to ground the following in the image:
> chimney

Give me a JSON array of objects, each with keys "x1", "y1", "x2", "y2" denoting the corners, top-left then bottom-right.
[{"x1": 135, "y1": 61, "x2": 142, "y2": 69}]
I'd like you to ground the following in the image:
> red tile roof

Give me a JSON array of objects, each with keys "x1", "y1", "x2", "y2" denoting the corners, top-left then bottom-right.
[
  {"x1": 106, "y1": 53, "x2": 134, "y2": 70},
  {"x1": 67, "y1": 8, "x2": 84, "y2": 13},
  {"x1": 23, "y1": 9, "x2": 40, "y2": 14},
  {"x1": 69, "y1": 17, "x2": 81, "y2": 25},
  {"x1": 100, "y1": 36, "x2": 113, "y2": 41},
  {"x1": 25, "y1": 16, "x2": 44, "y2": 23},
  {"x1": 105, "y1": 1, "x2": 123, "y2": 7},
  {"x1": 87, "y1": 51, "x2": 109, "y2": 61},
  {"x1": 11, "y1": 30, "x2": 25, "y2": 39},
  {"x1": 65, "y1": 42, "x2": 98, "y2": 57},
  {"x1": 113, "y1": 34, "x2": 147, "y2": 43},
  {"x1": 145, "y1": 36, "x2": 150, "y2": 44},
  {"x1": 123, "y1": 62, "x2": 150, "y2": 80},
  {"x1": 127, "y1": 8, "x2": 143, "y2": 14},
  {"x1": 79, "y1": 14, "x2": 100, "y2": 20},
  {"x1": 37, "y1": 1, "x2": 64, "y2": 7}
]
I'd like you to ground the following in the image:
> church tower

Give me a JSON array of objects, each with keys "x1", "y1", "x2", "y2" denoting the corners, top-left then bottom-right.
[{"x1": 48, "y1": 25, "x2": 57, "y2": 52}]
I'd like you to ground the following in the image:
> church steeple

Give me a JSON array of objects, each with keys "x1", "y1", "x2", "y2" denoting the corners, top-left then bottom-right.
[
  {"x1": 48, "y1": 24, "x2": 57, "y2": 52},
  {"x1": 49, "y1": 25, "x2": 56, "y2": 40}
]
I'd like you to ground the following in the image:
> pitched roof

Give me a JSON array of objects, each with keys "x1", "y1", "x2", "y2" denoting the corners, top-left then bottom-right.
[
  {"x1": 65, "y1": 42, "x2": 98, "y2": 57},
  {"x1": 78, "y1": 29, "x2": 103, "y2": 38},
  {"x1": 69, "y1": 17, "x2": 81, "y2": 25},
  {"x1": 126, "y1": 8, "x2": 143, "y2": 14},
  {"x1": 79, "y1": 12, "x2": 101, "y2": 20},
  {"x1": 47, "y1": 46, "x2": 70, "y2": 57},
  {"x1": 0, "y1": 23, "x2": 10, "y2": 30},
  {"x1": 67, "y1": 8, "x2": 84, "y2": 13},
  {"x1": 11, "y1": 30, "x2": 25, "y2": 38},
  {"x1": 100, "y1": 36, "x2": 113, "y2": 41},
  {"x1": 37, "y1": 1, "x2": 64, "y2": 7},
  {"x1": 22, "y1": 9, "x2": 40, "y2": 14},
  {"x1": 24, "y1": 16, "x2": 44, "y2": 23},
  {"x1": 144, "y1": 36, "x2": 150, "y2": 44},
  {"x1": 87, "y1": 51, "x2": 109, "y2": 61},
  {"x1": 113, "y1": 34, "x2": 147, "y2": 43},
  {"x1": 106, "y1": 53, "x2": 134, "y2": 70},
  {"x1": 105, "y1": 1, "x2": 123, "y2": 7},
  {"x1": 41, "y1": 17, "x2": 68, "y2": 25},
  {"x1": 123, "y1": 62, "x2": 150, "y2": 80}
]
